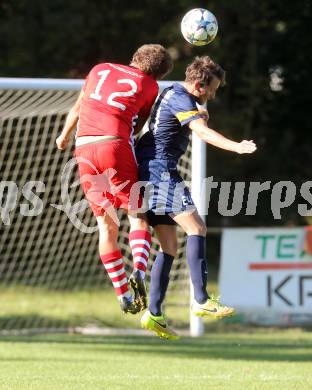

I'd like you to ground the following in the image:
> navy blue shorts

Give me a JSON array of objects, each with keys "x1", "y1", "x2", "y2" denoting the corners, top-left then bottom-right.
[{"x1": 138, "y1": 159, "x2": 195, "y2": 226}]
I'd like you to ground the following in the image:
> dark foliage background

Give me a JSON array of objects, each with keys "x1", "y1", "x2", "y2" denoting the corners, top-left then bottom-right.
[{"x1": 1, "y1": 0, "x2": 311, "y2": 228}]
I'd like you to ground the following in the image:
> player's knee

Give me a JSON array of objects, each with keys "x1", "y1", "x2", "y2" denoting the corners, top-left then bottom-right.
[
  {"x1": 199, "y1": 224, "x2": 207, "y2": 236},
  {"x1": 160, "y1": 239, "x2": 178, "y2": 257},
  {"x1": 187, "y1": 223, "x2": 207, "y2": 237},
  {"x1": 99, "y1": 223, "x2": 118, "y2": 241},
  {"x1": 128, "y1": 213, "x2": 150, "y2": 231},
  {"x1": 170, "y1": 242, "x2": 178, "y2": 257},
  {"x1": 132, "y1": 218, "x2": 149, "y2": 231},
  {"x1": 160, "y1": 247, "x2": 177, "y2": 258}
]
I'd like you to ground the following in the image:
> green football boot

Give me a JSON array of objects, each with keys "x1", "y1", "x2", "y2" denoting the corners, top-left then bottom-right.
[
  {"x1": 192, "y1": 296, "x2": 235, "y2": 318},
  {"x1": 141, "y1": 310, "x2": 180, "y2": 340}
]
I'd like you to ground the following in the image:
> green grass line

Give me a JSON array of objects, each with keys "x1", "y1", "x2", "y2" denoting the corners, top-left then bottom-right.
[
  {"x1": 0, "y1": 332, "x2": 312, "y2": 389},
  {"x1": 1, "y1": 283, "x2": 219, "y2": 330}
]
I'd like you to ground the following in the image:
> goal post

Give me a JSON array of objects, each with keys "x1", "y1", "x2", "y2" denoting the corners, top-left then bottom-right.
[
  {"x1": 190, "y1": 133, "x2": 206, "y2": 337},
  {"x1": 0, "y1": 77, "x2": 84, "y2": 90},
  {"x1": 0, "y1": 77, "x2": 205, "y2": 335}
]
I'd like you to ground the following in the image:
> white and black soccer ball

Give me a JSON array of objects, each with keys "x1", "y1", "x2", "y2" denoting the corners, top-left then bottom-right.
[{"x1": 181, "y1": 8, "x2": 218, "y2": 46}]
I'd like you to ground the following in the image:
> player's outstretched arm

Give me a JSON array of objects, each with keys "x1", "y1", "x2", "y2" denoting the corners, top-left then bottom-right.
[
  {"x1": 56, "y1": 89, "x2": 84, "y2": 150},
  {"x1": 189, "y1": 117, "x2": 257, "y2": 154}
]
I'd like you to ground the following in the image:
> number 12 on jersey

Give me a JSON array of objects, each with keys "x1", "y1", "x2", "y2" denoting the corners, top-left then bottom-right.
[{"x1": 90, "y1": 70, "x2": 137, "y2": 111}]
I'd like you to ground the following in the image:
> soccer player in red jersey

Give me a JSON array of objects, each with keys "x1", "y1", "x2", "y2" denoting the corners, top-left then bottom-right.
[{"x1": 56, "y1": 44, "x2": 173, "y2": 314}]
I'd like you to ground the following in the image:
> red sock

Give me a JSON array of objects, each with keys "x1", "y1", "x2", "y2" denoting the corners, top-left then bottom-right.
[
  {"x1": 100, "y1": 250, "x2": 131, "y2": 299},
  {"x1": 129, "y1": 230, "x2": 152, "y2": 278}
]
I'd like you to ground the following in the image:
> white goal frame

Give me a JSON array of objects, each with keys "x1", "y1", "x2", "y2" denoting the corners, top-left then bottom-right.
[{"x1": 0, "y1": 77, "x2": 205, "y2": 337}]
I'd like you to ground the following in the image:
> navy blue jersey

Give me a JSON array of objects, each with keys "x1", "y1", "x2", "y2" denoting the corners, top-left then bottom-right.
[{"x1": 136, "y1": 83, "x2": 204, "y2": 163}]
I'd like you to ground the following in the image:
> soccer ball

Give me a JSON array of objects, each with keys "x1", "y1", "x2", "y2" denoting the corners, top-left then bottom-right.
[{"x1": 181, "y1": 8, "x2": 218, "y2": 46}]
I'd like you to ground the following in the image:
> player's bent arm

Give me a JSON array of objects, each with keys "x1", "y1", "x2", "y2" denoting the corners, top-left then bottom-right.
[
  {"x1": 56, "y1": 89, "x2": 84, "y2": 150},
  {"x1": 189, "y1": 118, "x2": 257, "y2": 154}
]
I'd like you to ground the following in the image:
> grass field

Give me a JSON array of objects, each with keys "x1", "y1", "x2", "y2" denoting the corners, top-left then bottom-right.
[
  {"x1": 1, "y1": 285, "x2": 312, "y2": 389},
  {"x1": 0, "y1": 331, "x2": 312, "y2": 389},
  {"x1": 0, "y1": 269, "x2": 219, "y2": 331},
  {"x1": 0, "y1": 283, "x2": 208, "y2": 330}
]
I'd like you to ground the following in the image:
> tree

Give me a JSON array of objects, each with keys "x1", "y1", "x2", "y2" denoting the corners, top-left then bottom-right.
[{"x1": 1, "y1": 0, "x2": 311, "y2": 226}]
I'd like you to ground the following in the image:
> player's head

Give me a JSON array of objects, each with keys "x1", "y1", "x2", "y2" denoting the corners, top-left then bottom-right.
[
  {"x1": 185, "y1": 56, "x2": 226, "y2": 104},
  {"x1": 130, "y1": 44, "x2": 173, "y2": 80}
]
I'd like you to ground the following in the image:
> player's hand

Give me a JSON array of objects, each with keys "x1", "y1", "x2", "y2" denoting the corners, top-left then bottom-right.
[
  {"x1": 56, "y1": 135, "x2": 69, "y2": 150},
  {"x1": 236, "y1": 140, "x2": 257, "y2": 154}
]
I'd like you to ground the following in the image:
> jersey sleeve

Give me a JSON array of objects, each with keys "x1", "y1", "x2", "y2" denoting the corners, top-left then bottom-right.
[
  {"x1": 138, "y1": 80, "x2": 159, "y2": 119},
  {"x1": 169, "y1": 92, "x2": 205, "y2": 126},
  {"x1": 82, "y1": 63, "x2": 104, "y2": 92}
]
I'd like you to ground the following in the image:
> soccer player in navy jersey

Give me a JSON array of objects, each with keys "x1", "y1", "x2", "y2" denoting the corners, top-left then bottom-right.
[{"x1": 136, "y1": 56, "x2": 257, "y2": 339}]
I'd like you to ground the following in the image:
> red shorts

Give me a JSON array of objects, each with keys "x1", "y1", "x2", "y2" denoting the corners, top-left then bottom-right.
[{"x1": 75, "y1": 140, "x2": 140, "y2": 216}]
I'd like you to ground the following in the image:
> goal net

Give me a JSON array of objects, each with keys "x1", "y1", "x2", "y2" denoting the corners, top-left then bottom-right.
[{"x1": 0, "y1": 78, "x2": 200, "y2": 333}]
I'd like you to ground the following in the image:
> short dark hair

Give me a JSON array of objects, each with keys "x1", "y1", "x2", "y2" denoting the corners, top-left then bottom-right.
[
  {"x1": 130, "y1": 44, "x2": 173, "y2": 79},
  {"x1": 185, "y1": 56, "x2": 226, "y2": 86}
]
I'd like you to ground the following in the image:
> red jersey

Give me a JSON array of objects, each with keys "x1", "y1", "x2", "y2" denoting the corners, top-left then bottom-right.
[{"x1": 76, "y1": 63, "x2": 159, "y2": 140}]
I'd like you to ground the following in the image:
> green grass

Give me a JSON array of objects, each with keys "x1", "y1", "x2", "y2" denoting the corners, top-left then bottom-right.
[
  {"x1": 0, "y1": 331, "x2": 312, "y2": 389},
  {"x1": 0, "y1": 286, "x2": 194, "y2": 330},
  {"x1": 0, "y1": 282, "x2": 220, "y2": 330},
  {"x1": 0, "y1": 268, "x2": 223, "y2": 331},
  {"x1": 0, "y1": 286, "x2": 144, "y2": 329},
  {"x1": 1, "y1": 285, "x2": 312, "y2": 389}
]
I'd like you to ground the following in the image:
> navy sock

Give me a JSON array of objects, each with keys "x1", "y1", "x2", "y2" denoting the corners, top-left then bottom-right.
[
  {"x1": 186, "y1": 235, "x2": 209, "y2": 304},
  {"x1": 149, "y1": 252, "x2": 174, "y2": 316}
]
